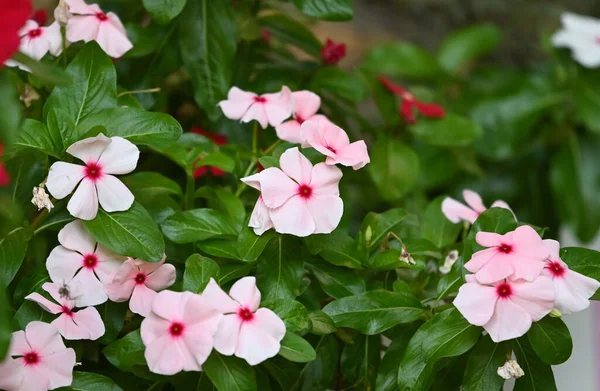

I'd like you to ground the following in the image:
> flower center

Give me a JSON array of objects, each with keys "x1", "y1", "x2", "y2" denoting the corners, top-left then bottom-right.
[
  {"x1": 134, "y1": 272, "x2": 146, "y2": 285},
  {"x1": 297, "y1": 184, "x2": 313, "y2": 199},
  {"x1": 27, "y1": 28, "x2": 43, "y2": 39},
  {"x1": 62, "y1": 305, "x2": 73, "y2": 317},
  {"x1": 169, "y1": 322, "x2": 185, "y2": 337},
  {"x1": 498, "y1": 244, "x2": 513, "y2": 254},
  {"x1": 496, "y1": 282, "x2": 512, "y2": 298},
  {"x1": 96, "y1": 12, "x2": 108, "y2": 21},
  {"x1": 85, "y1": 162, "x2": 103, "y2": 181},
  {"x1": 295, "y1": 115, "x2": 305, "y2": 124},
  {"x1": 326, "y1": 145, "x2": 337, "y2": 154},
  {"x1": 238, "y1": 307, "x2": 254, "y2": 322},
  {"x1": 23, "y1": 352, "x2": 39, "y2": 366},
  {"x1": 82, "y1": 254, "x2": 98, "y2": 270},
  {"x1": 253, "y1": 96, "x2": 266, "y2": 103},
  {"x1": 547, "y1": 261, "x2": 566, "y2": 278}
]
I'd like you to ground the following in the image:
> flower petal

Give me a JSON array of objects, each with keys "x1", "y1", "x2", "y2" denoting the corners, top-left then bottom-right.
[
  {"x1": 145, "y1": 263, "x2": 176, "y2": 292},
  {"x1": 130, "y1": 284, "x2": 157, "y2": 317},
  {"x1": 218, "y1": 87, "x2": 256, "y2": 120},
  {"x1": 94, "y1": 244, "x2": 127, "y2": 284},
  {"x1": 46, "y1": 162, "x2": 85, "y2": 200},
  {"x1": 279, "y1": 147, "x2": 313, "y2": 185},
  {"x1": 229, "y1": 277, "x2": 261, "y2": 311},
  {"x1": 38, "y1": 347, "x2": 76, "y2": 390},
  {"x1": 25, "y1": 292, "x2": 62, "y2": 315},
  {"x1": 58, "y1": 220, "x2": 96, "y2": 254},
  {"x1": 52, "y1": 314, "x2": 89, "y2": 340},
  {"x1": 8, "y1": 330, "x2": 30, "y2": 356},
  {"x1": 212, "y1": 314, "x2": 243, "y2": 355},
  {"x1": 97, "y1": 137, "x2": 139, "y2": 175},
  {"x1": 72, "y1": 307, "x2": 105, "y2": 340},
  {"x1": 95, "y1": 15, "x2": 133, "y2": 57},
  {"x1": 66, "y1": 133, "x2": 111, "y2": 164},
  {"x1": 185, "y1": 322, "x2": 222, "y2": 367},
  {"x1": 235, "y1": 308, "x2": 286, "y2": 365},
  {"x1": 510, "y1": 277, "x2": 555, "y2": 321},
  {"x1": 140, "y1": 312, "x2": 170, "y2": 344},
  {"x1": 269, "y1": 195, "x2": 316, "y2": 237},
  {"x1": 292, "y1": 90, "x2": 320, "y2": 119},
  {"x1": 441, "y1": 197, "x2": 478, "y2": 224},
  {"x1": 275, "y1": 120, "x2": 303, "y2": 144},
  {"x1": 475, "y1": 232, "x2": 505, "y2": 248},
  {"x1": 46, "y1": 246, "x2": 84, "y2": 284},
  {"x1": 25, "y1": 321, "x2": 66, "y2": 357},
  {"x1": 151, "y1": 290, "x2": 189, "y2": 322},
  {"x1": 67, "y1": 178, "x2": 99, "y2": 220},
  {"x1": 257, "y1": 167, "x2": 299, "y2": 209},
  {"x1": 248, "y1": 197, "x2": 274, "y2": 236},
  {"x1": 310, "y1": 163, "x2": 342, "y2": 197},
  {"x1": 484, "y1": 299, "x2": 532, "y2": 343},
  {"x1": 66, "y1": 15, "x2": 100, "y2": 43},
  {"x1": 144, "y1": 334, "x2": 184, "y2": 375},
  {"x1": 96, "y1": 175, "x2": 135, "y2": 213},
  {"x1": 554, "y1": 269, "x2": 600, "y2": 314},
  {"x1": 332, "y1": 140, "x2": 370, "y2": 170},
  {"x1": 454, "y1": 282, "x2": 497, "y2": 326},
  {"x1": 201, "y1": 278, "x2": 241, "y2": 314},
  {"x1": 0, "y1": 358, "x2": 25, "y2": 391},
  {"x1": 70, "y1": 269, "x2": 108, "y2": 307},
  {"x1": 307, "y1": 195, "x2": 343, "y2": 234},
  {"x1": 263, "y1": 86, "x2": 293, "y2": 127},
  {"x1": 240, "y1": 172, "x2": 263, "y2": 191},
  {"x1": 241, "y1": 102, "x2": 268, "y2": 129}
]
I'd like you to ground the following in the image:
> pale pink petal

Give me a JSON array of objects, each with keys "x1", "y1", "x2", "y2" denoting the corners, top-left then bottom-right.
[
  {"x1": 140, "y1": 312, "x2": 171, "y2": 344},
  {"x1": 256, "y1": 167, "x2": 299, "y2": 209},
  {"x1": 107, "y1": 12, "x2": 127, "y2": 35},
  {"x1": 181, "y1": 294, "x2": 223, "y2": 329},
  {"x1": 473, "y1": 254, "x2": 515, "y2": 284},
  {"x1": 46, "y1": 246, "x2": 84, "y2": 284},
  {"x1": 46, "y1": 22, "x2": 63, "y2": 57},
  {"x1": 66, "y1": 133, "x2": 111, "y2": 164},
  {"x1": 543, "y1": 239, "x2": 561, "y2": 260},
  {"x1": 511, "y1": 257, "x2": 546, "y2": 282},
  {"x1": 475, "y1": 232, "x2": 505, "y2": 247},
  {"x1": 42, "y1": 282, "x2": 72, "y2": 305},
  {"x1": 52, "y1": 314, "x2": 89, "y2": 340},
  {"x1": 218, "y1": 87, "x2": 257, "y2": 120},
  {"x1": 463, "y1": 190, "x2": 486, "y2": 213},
  {"x1": 464, "y1": 247, "x2": 498, "y2": 273},
  {"x1": 25, "y1": 293, "x2": 62, "y2": 314},
  {"x1": 16, "y1": 369, "x2": 48, "y2": 391},
  {"x1": 263, "y1": 86, "x2": 294, "y2": 127},
  {"x1": 292, "y1": 90, "x2": 321, "y2": 119},
  {"x1": 25, "y1": 321, "x2": 66, "y2": 357},
  {"x1": 8, "y1": 331, "x2": 30, "y2": 356},
  {"x1": 145, "y1": 264, "x2": 176, "y2": 291},
  {"x1": 453, "y1": 282, "x2": 497, "y2": 326},
  {"x1": 46, "y1": 162, "x2": 86, "y2": 200},
  {"x1": 96, "y1": 19, "x2": 133, "y2": 58},
  {"x1": 58, "y1": 220, "x2": 97, "y2": 254},
  {"x1": 173, "y1": 338, "x2": 202, "y2": 372},
  {"x1": 241, "y1": 102, "x2": 268, "y2": 129},
  {"x1": 235, "y1": 308, "x2": 286, "y2": 365},
  {"x1": 269, "y1": 195, "x2": 316, "y2": 237},
  {"x1": 302, "y1": 119, "x2": 337, "y2": 159},
  {"x1": 184, "y1": 325, "x2": 220, "y2": 367},
  {"x1": 484, "y1": 299, "x2": 532, "y2": 343},
  {"x1": 212, "y1": 314, "x2": 243, "y2": 355},
  {"x1": 144, "y1": 334, "x2": 184, "y2": 375},
  {"x1": 97, "y1": 137, "x2": 139, "y2": 175},
  {"x1": 307, "y1": 195, "x2": 343, "y2": 234},
  {"x1": 512, "y1": 226, "x2": 549, "y2": 261},
  {"x1": 151, "y1": 290, "x2": 188, "y2": 322},
  {"x1": 441, "y1": 197, "x2": 478, "y2": 224},
  {"x1": 279, "y1": 147, "x2": 313, "y2": 185},
  {"x1": 135, "y1": 255, "x2": 167, "y2": 275},
  {"x1": 240, "y1": 172, "x2": 262, "y2": 191},
  {"x1": 310, "y1": 163, "x2": 342, "y2": 197},
  {"x1": 94, "y1": 244, "x2": 127, "y2": 283},
  {"x1": 554, "y1": 270, "x2": 600, "y2": 314},
  {"x1": 70, "y1": 269, "x2": 107, "y2": 307},
  {"x1": 330, "y1": 140, "x2": 370, "y2": 170},
  {"x1": 0, "y1": 358, "x2": 25, "y2": 391},
  {"x1": 67, "y1": 15, "x2": 101, "y2": 43},
  {"x1": 105, "y1": 278, "x2": 136, "y2": 302},
  {"x1": 201, "y1": 279, "x2": 241, "y2": 314},
  {"x1": 22, "y1": 34, "x2": 50, "y2": 60},
  {"x1": 18, "y1": 20, "x2": 39, "y2": 36},
  {"x1": 106, "y1": 258, "x2": 138, "y2": 285},
  {"x1": 39, "y1": 347, "x2": 76, "y2": 390},
  {"x1": 67, "y1": 179, "x2": 99, "y2": 220},
  {"x1": 130, "y1": 284, "x2": 157, "y2": 317},
  {"x1": 65, "y1": 0, "x2": 101, "y2": 14},
  {"x1": 561, "y1": 12, "x2": 600, "y2": 36},
  {"x1": 275, "y1": 120, "x2": 304, "y2": 144},
  {"x1": 510, "y1": 277, "x2": 555, "y2": 321},
  {"x1": 249, "y1": 197, "x2": 274, "y2": 236},
  {"x1": 229, "y1": 277, "x2": 261, "y2": 311},
  {"x1": 96, "y1": 175, "x2": 135, "y2": 212}
]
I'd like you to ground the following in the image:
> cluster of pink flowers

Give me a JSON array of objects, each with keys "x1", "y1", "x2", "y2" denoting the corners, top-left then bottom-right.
[
  {"x1": 218, "y1": 86, "x2": 370, "y2": 237},
  {"x1": 442, "y1": 189, "x2": 514, "y2": 224}
]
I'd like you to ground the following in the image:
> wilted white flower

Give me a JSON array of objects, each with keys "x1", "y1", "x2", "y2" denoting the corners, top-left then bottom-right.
[
  {"x1": 31, "y1": 182, "x2": 54, "y2": 212},
  {"x1": 497, "y1": 359, "x2": 524, "y2": 380},
  {"x1": 400, "y1": 246, "x2": 415, "y2": 265},
  {"x1": 20, "y1": 84, "x2": 40, "y2": 108},
  {"x1": 439, "y1": 250, "x2": 459, "y2": 274}
]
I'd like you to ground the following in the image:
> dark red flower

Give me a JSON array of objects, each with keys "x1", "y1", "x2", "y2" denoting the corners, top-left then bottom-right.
[
  {"x1": 31, "y1": 9, "x2": 47, "y2": 26},
  {"x1": 321, "y1": 39, "x2": 346, "y2": 65},
  {"x1": 0, "y1": 144, "x2": 10, "y2": 187},
  {"x1": 260, "y1": 29, "x2": 272, "y2": 45},
  {"x1": 0, "y1": 0, "x2": 32, "y2": 65},
  {"x1": 378, "y1": 75, "x2": 445, "y2": 124},
  {"x1": 190, "y1": 128, "x2": 228, "y2": 178}
]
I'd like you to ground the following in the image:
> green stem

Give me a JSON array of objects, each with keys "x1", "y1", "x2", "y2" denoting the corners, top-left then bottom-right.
[
  {"x1": 252, "y1": 122, "x2": 259, "y2": 155},
  {"x1": 185, "y1": 174, "x2": 195, "y2": 210},
  {"x1": 117, "y1": 88, "x2": 161, "y2": 97},
  {"x1": 61, "y1": 27, "x2": 67, "y2": 67}
]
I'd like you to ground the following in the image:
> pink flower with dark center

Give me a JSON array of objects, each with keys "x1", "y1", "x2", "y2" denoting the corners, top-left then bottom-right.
[
  {"x1": 46, "y1": 220, "x2": 126, "y2": 307},
  {"x1": 275, "y1": 90, "x2": 328, "y2": 144},
  {"x1": 321, "y1": 38, "x2": 346, "y2": 65},
  {"x1": 240, "y1": 174, "x2": 274, "y2": 235},
  {"x1": 378, "y1": 75, "x2": 445, "y2": 124},
  {"x1": 105, "y1": 255, "x2": 176, "y2": 317},
  {"x1": 0, "y1": 144, "x2": 10, "y2": 187},
  {"x1": 140, "y1": 290, "x2": 222, "y2": 375},
  {"x1": 4, "y1": 20, "x2": 62, "y2": 71},
  {"x1": 454, "y1": 274, "x2": 555, "y2": 342},
  {"x1": 202, "y1": 277, "x2": 286, "y2": 365},
  {"x1": 64, "y1": 0, "x2": 132, "y2": 58},
  {"x1": 541, "y1": 239, "x2": 600, "y2": 314},
  {"x1": 46, "y1": 133, "x2": 139, "y2": 220},
  {"x1": 442, "y1": 189, "x2": 514, "y2": 224},
  {"x1": 189, "y1": 128, "x2": 228, "y2": 178},
  {"x1": 31, "y1": 9, "x2": 48, "y2": 25},
  {"x1": 0, "y1": 322, "x2": 76, "y2": 391},
  {"x1": 242, "y1": 147, "x2": 343, "y2": 237},
  {"x1": 301, "y1": 117, "x2": 370, "y2": 170},
  {"x1": 464, "y1": 225, "x2": 549, "y2": 284},
  {"x1": 25, "y1": 282, "x2": 105, "y2": 340},
  {"x1": 218, "y1": 86, "x2": 293, "y2": 129}
]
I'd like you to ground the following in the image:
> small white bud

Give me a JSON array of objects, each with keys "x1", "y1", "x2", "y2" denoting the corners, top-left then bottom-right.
[
  {"x1": 439, "y1": 250, "x2": 459, "y2": 274},
  {"x1": 497, "y1": 359, "x2": 524, "y2": 380},
  {"x1": 31, "y1": 183, "x2": 54, "y2": 212},
  {"x1": 549, "y1": 308, "x2": 563, "y2": 318},
  {"x1": 54, "y1": 0, "x2": 70, "y2": 26}
]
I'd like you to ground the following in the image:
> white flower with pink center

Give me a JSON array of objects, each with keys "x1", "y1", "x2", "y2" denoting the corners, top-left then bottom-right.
[
  {"x1": 105, "y1": 255, "x2": 176, "y2": 317},
  {"x1": 64, "y1": 0, "x2": 133, "y2": 58},
  {"x1": 275, "y1": 90, "x2": 328, "y2": 144},
  {"x1": 140, "y1": 290, "x2": 222, "y2": 375},
  {"x1": 454, "y1": 274, "x2": 555, "y2": 342},
  {"x1": 46, "y1": 220, "x2": 126, "y2": 307},
  {"x1": 5, "y1": 20, "x2": 62, "y2": 71},
  {"x1": 202, "y1": 277, "x2": 286, "y2": 366},
  {"x1": 541, "y1": 239, "x2": 600, "y2": 314},
  {"x1": 25, "y1": 282, "x2": 105, "y2": 340},
  {"x1": 464, "y1": 225, "x2": 549, "y2": 284},
  {"x1": 218, "y1": 86, "x2": 293, "y2": 129},
  {"x1": 240, "y1": 174, "x2": 274, "y2": 235},
  {"x1": 552, "y1": 12, "x2": 600, "y2": 68},
  {"x1": 441, "y1": 189, "x2": 514, "y2": 224},
  {"x1": 0, "y1": 321, "x2": 76, "y2": 391},
  {"x1": 46, "y1": 133, "x2": 139, "y2": 220},
  {"x1": 242, "y1": 147, "x2": 343, "y2": 237}
]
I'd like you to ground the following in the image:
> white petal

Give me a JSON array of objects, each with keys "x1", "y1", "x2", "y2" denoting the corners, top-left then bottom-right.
[
  {"x1": 58, "y1": 220, "x2": 96, "y2": 254},
  {"x1": 71, "y1": 269, "x2": 108, "y2": 307},
  {"x1": 213, "y1": 314, "x2": 243, "y2": 356},
  {"x1": 307, "y1": 195, "x2": 343, "y2": 234},
  {"x1": 67, "y1": 179, "x2": 99, "y2": 220},
  {"x1": 96, "y1": 175, "x2": 135, "y2": 212},
  {"x1": 67, "y1": 133, "x2": 111, "y2": 164},
  {"x1": 229, "y1": 277, "x2": 261, "y2": 311},
  {"x1": 46, "y1": 162, "x2": 85, "y2": 200},
  {"x1": 269, "y1": 195, "x2": 316, "y2": 237},
  {"x1": 97, "y1": 137, "x2": 139, "y2": 175},
  {"x1": 46, "y1": 246, "x2": 84, "y2": 284},
  {"x1": 96, "y1": 19, "x2": 133, "y2": 58},
  {"x1": 235, "y1": 308, "x2": 286, "y2": 365}
]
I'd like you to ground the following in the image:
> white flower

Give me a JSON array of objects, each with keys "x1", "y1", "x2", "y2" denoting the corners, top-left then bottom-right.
[
  {"x1": 45, "y1": 134, "x2": 139, "y2": 220},
  {"x1": 552, "y1": 12, "x2": 600, "y2": 68},
  {"x1": 439, "y1": 250, "x2": 459, "y2": 274},
  {"x1": 31, "y1": 183, "x2": 54, "y2": 212},
  {"x1": 5, "y1": 20, "x2": 62, "y2": 71},
  {"x1": 497, "y1": 359, "x2": 524, "y2": 380}
]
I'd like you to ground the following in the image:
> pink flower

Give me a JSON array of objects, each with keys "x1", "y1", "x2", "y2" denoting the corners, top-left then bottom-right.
[
  {"x1": 25, "y1": 282, "x2": 105, "y2": 340},
  {"x1": 379, "y1": 75, "x2": 445, "y2": 124},
  {"x1": 441, "y1": 189, "x2": 514, "y2": 224},
  {"x1": 541, "y1": 239, "x2": 600, "y2": 314},
  {"x1": 46, "y1": 133, "x2": 139, "y2": 220},
  {"x1": 240, "y1": 173, "x2": 274, "y2": 235},
  {"x1": 0, "y1": 321, "x2": 76, "y2": 391},
  {"x1": 464, "y1": 226, "x2": 549, "y2": 284},
  {"x1": 202, "y1": 277, "x2": 286, "y2": 365},
  {"x1": 454, "y1": 274, "x2": 555, "y2": 342},
  {"x1": 64, "y1": 0, "x2": 132, "y2": 58},
  {"x1": 321, "y1": 38, "x2": 346, "y2": 65},
  {"x1": 0, "y1": 144, "x2": 10, "y2": 187},
  {"x1": 5, "y1": 20, "x2": 62, "y2": 71},
  {"x1": 105, "y1": 255, "x2": 176, "y2": 317},
  {"x1": 301, "y1": 117, "x2": 370, "y2": 170},
  {"x1": 275, "y1": 90, "x2": 328, "y2": 144},
  {"x1": 218, "y1": 86, "x2": 293, "y2": 129},
  {"x1": 46, "y1": 220, "x2": 126, "y2": 307},
  {"x1": 140, "y1": 290, "x2": 222, "y2": 375},
  {"x1": 242, "y1": 147, "x2": 343, "y2": 237}
]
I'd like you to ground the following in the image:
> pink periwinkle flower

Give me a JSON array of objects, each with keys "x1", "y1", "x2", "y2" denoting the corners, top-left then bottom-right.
[
  {"x1": 240, "y1": 174, "x2": 274, "y2": 235},
  {"x1": 464, "y1": 225, "x2": 549, "y2": 284},
  {"x1": 241, "y1": 147, "x2": 343, "y2": 237},
  {"x1": 454, "y1": 274, "x2": 555, "y2": 342},
  {"x1": 301, "y1": 117, "x2": 370, "y2": 170},
  {"x1": 541, "y1": 239, "x2": 600, "y2": 314},
  {"x1": 0, "y1": 321, "x2": 76, "y2": 391},
  {"x1": 275, "y1": 90, "x2": 328, "y2": 144},
  {"x1": 441, "y1": 189, "x2": 514, "y2": 224},
  {"x1": 25, "y1": 282, "x2": 105, "y2": 340},
  {"x1": 140, "y1": 290, "x2": 222, "y2": 375},
  {"x1": 202, "y1": 277, "x2": 286, "y2": 366},
  {"x1": 5, "y1": 20, "x2": 62, "y2": 71},
  {"x1": 105, "y1": 255, "x2": 176, "y2": 317},
  {"x1": 64, "y1": 0, "x2": 133, "y2": 58},
  {"x1": 46, "y1": 220, "x2": 126, "y2": 307},
  {"x1": 218, "y1": 86, "x2": 293, "y2": 129},
  {"x1": 46, "y1": 133, "x2": 139, "y2": 220}
]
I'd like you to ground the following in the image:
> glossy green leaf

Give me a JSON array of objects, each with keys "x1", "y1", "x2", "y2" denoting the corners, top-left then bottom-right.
[
  {"x1": 103, "y1": 329, "x2": 146, "y2": 372},
  {"x1": 237, "y1": 225, "x2": 275, "y2": 262},
  {"x1": 183, "y1": 254, "x2": 220, "y2": 293},
  {"x1": 341, "y1": 334, "x2": 380, "y2": 390},
  {"x1": 0, "y1": 226, "x2": 33, "y2": 286},
  {"x1": 527, "y1": 316, "x2": 572, "y2": 365},
  {"x1": 263, "y1": 357, "x2": 301, "y2": 391},
  {"x1": 198, "y1": 239, "x2": 240, "y2": 260},
  {"x1": 362, "y1": 43, "x2": 442, "y2": 79},
  {"x1": 161, "y1": 208, "x2": 238, "y2": 244},
  {"x1": 203, "y1": 352, "x2": 257, "y2": 391},
  {"x1": 309, "y1": 310, "x2": 337, "y2": 335},
  {"x1": 262, "y1": 299, "x2": 311, "y2": 333},
  {"x1": 0, "y1": 72, "x2": 22, "y2": 145},
  {"x1": 194, "y1": 152, "x2": 235, "y2": 173},
  {"x1": 218, "y1": 263, "x2": 253, "y2": 285},
  {"x1": 309, "y1": 68, "x2": 368, "y2": 103},
  {"x1": 358, "y1": 208, "x2": 416, "y2": 251},
  {"x1": 256, "y1": 237, "x2": 304, "y2": 301},
  {"x1": 196, "y1": 187, "x2": 245, "y2": 229},
  {"x1": 121, "y1": 172, "x2": 183, "y2": 199},
  {"x1": 306, "y1": 261, "x2": 365, "y2": 299},
  {"x1": 47, "y1": 108, "x2": 77, "y2": 150},
  {"x1": 560, "y1": 247, "x2": 600, "y2": 298},
  {"x1": 259, "y1": 13, "x2": 322, "y2": 58},
  {"x1": 292, "y1": 0, "x2": 352, "y2": 21},
  {"x1": 437, "y1": 23, "x2": 501, "y2": 74},
  {"x1": 376, "y1": 325, "x2": 418, "y2": 391},
  {"x1": 409, "y1": 114, "x2": 483, "y2": 147},
  {"x1": 304, "y1": 231, "x2": 364, "y2": 269},
  {"x1": 67, "y1": 372, "x2": 124, "y2": 391},
  {"x1": 293, "y1": 334, "x2": 338, "y2": 390},
  {"x1": 11, "y1": 119, "x2": 61, "y2": 159},
  {"x1": 11, "y1": 52, "x2": 71, "y2": 85},
  {"x1": 143, "y1": 0, "x2": 186, "y2": 24},
  {"x1": 279, "y1": 332, "x2": 317, "y2": 363},
  {"x1": 461, "y1": 336, "x2": 505, "y2": 391},
  {"x1": 421, "y1": 197, "x2": 461, "y2": 248},
  {"x1": 512, "y1": 338, "x2": 557, "y2": 391},
  {"x1": 0, "y1": 288, "x2": 10, "y2": 360}
]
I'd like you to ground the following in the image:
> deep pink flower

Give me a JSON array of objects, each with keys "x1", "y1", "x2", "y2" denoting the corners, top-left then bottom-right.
[
  {"x1": 454, "y1": 274, "x2": 555, "y2": 342},
  {"x1": 190, "y1": 128, "x2": 228, "y2": 178},
  {"x1": 31, "y1": 9, "x2": 48, "y2": 25},
  {"x1": 321, "y1": 38, "x2": 346, "y2": 65},
  {"x1": 105, "y1": 255, "x2": 176, "y2": 317},
  {"x1": 301, "y1": 117, "x2": 370, "y2": 170},
  {"x1": 25, "y1": 282, "x2": 105, "y2": 340},
  {"x1": 240, "y1": 173, "x2": 274, "y2": 235},
  {"x1": 442, "y1": 189, "x2": 514, "y2": 224},
  {"x1": 464, "y1": 225, "x2": 549, "y2": 284},
  {"x1": 0, "y1": 0, "x2": 32, "y2": 66},
  {"x1": 378, "y1": 75, "x2": 445, "y2": 124},
  {"x1": 275, "y1": 90, "x2": 328, "y2": 144},
  {"x1": 218, "y1": 86, "x2": 293, "y2": 129},
  {"x1": 0, "y1": 321, "x2": 76, "y2": 391},
  {"x1": 140, "y1": 290, "x2": 222, "y2": 375},
  {"x1": 0, "y1": 144, "x2": 10, "y2": 187},
  {"x1": 542, "y1": 239, "x2": 600, "y2": 314},
  {"x1": 202, "y1": 277, "x2": 286, "y2": 365}
]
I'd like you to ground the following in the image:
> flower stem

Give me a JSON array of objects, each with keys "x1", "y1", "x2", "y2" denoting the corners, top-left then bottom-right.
[
  {"x1": 184, "y1": 174, "x2": 195, "y2": 210},
  {"x1": 117, "y1": 88, "x2": 161, "y2": 97},
  {"x1": 252, "y1": 122, "x2": 258, "y2": 155}
]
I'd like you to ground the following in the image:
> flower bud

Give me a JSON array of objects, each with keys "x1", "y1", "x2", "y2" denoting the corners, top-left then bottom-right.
[
  {"x1": 439, "y1": 250, "x2": 459, "y2": 274},
  {"x1": 497, "y1": 359, "x2": 524, "y2": 380},
  {"x1": 31, "y1": 182, "x2": 54, "y2": 212},
  {"x1": 54, "y1": 0, "x2": 70, "y2": 26}
]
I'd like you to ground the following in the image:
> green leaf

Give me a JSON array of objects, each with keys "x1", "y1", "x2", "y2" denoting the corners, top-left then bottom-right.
[
  {"x1": 560, "y1": 247, "x2": 600, "y2": 298},
  {"x1": 11, "y1": 52, "x2": 71, "y2": 85},
  {"x1": 369, "y1": 249, "x2": 413, "y2": 270},
  {"x1": 263, "y1": 358, "x2": 301, "y2": 391},
  {"x1": 218, "y1": 263, "x2": 253, "y2": 285},
  {"x1": 103, "y1": 329, "x2": 146, "y2": 372},
  {"x1": 292, "y1": 0, "x2": 352, "y2": 21},
  {"x1": 306, "y1": 261, "x2": 365, "y2": 299},
  {"x1": 512, "y1": 338, "x2": 557, "y2": 391},
  {"x1": 198, "y1": 239, "x2": 240, "y2": 260},
  {"x1": 0, "y1": 288, "x2": 11, "y2": 360},
  {"x1": 196, "y1": 187, "x2": 245, "y2": 229},
  {"x1": 376, "y1": 325, "x2": 418, "y2": 391},
  {"x1": 47, "y1": 108, "x2": 77, "y2": 150},
  {"x1": 258, "y1": 156, "x2": 279, "y2": 169},
  {"x1": 341, "y1": 334, "x2": 380, "y2": 390},
  {"x1": 574, "y1": 69, "x2": 600, "y2": 134},
  {"x1": 262, "y1": 299, "x2": 311, "y2": 333},
  {"x1": 259, "y1": 13, "x2": 322, "y2": 58},
  {"x1": 203, "y1": 352, "x2": 257, "y2": 391},
  {"x1": 256, "y1": 237, "x2": 304, "y2": 301},
  {"x1": 44, "y1": 42, "x2": 117, "y2": 125},
  {"x1": 121, "y1": 172, "x2": 183, "y2": 200},
  {"x1": 143, "y1": 0, "x2": 186, "y2": 24},
  {"x1": 294, "y1": 335, "x2": 338, "y2": 390},
  {"x1": 309, "y1": 310, "x2": 337, "y2": 335},
  {"x1": 84, "y1": 202, "x2": 165, "y2": 262},
  {"x1": 461, "y1": 336, "x2": 506, "y2": 391},
  {"x1": 409, "y1": 114, "x2": 483, "y2": 147},
  {"x1": 323, "y1": 290, "x2": 424, "y2": 334},
  {"x1": 95, "y1": 301, "x2": 128, "y2": 346},
  {"x1": 279, "y1": 332, "x2": 317, "y2": 363},
  {"x1": 437, "y1": 23, "x2": 501, "y2": 74},
  {"x1": 161, "y1": 208, "x2": 238, "y2": 244},
  {"x1": 397, "y1": 309, "x2": 481, "y2": 391},
  {"x1": 76, "y1": 107, "x2": 183, "y2": 147},
  {"x1": 151, "y1": 132, "x2": 216, "y2": 175},
  {"x1": 421, "y1": 197, "x2": 461, "y2": 248},
  {"x1": 183, "y1": 254, "x2": 220, "y2": 293},
  {"x1": 67, "y1": 372, "x2": 124, "y2": 391},
  {"x1": 0, "y1": 72, "x2": 22, "y2": 145},
  {"x1": 309, "y1": 68, "x2": 368, "y2": 103},
  {"x1": 194, "y1": 152, "x2": 235, "y2": 173},
  {"x1": 368, "y1": 136, "x2": 420, "y2": 201},
  {"x1": 0, "y1": 226, "x2": 33, "y2": 286},
  {"x1": 362, "y1": 43, "x2": 442, "y2": 79},
  {"x1": 358, "y1": 207, "x2": 416, "y2": 251},
  {"x1": 11, "y1": 119, "x2": 62, "y2": 159},
  {"x1": 179, "y1": 0, "x2": 237, "y2": 120},
  {"x1": 527, "y1": 317, "x2": 572, "y2": 365},
  {"x1": 237, "y1": 225, "x2": 275, "y2": 262},
  {"x1": 304, "y1": 231, "x2": 364, "y2": 269}
]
